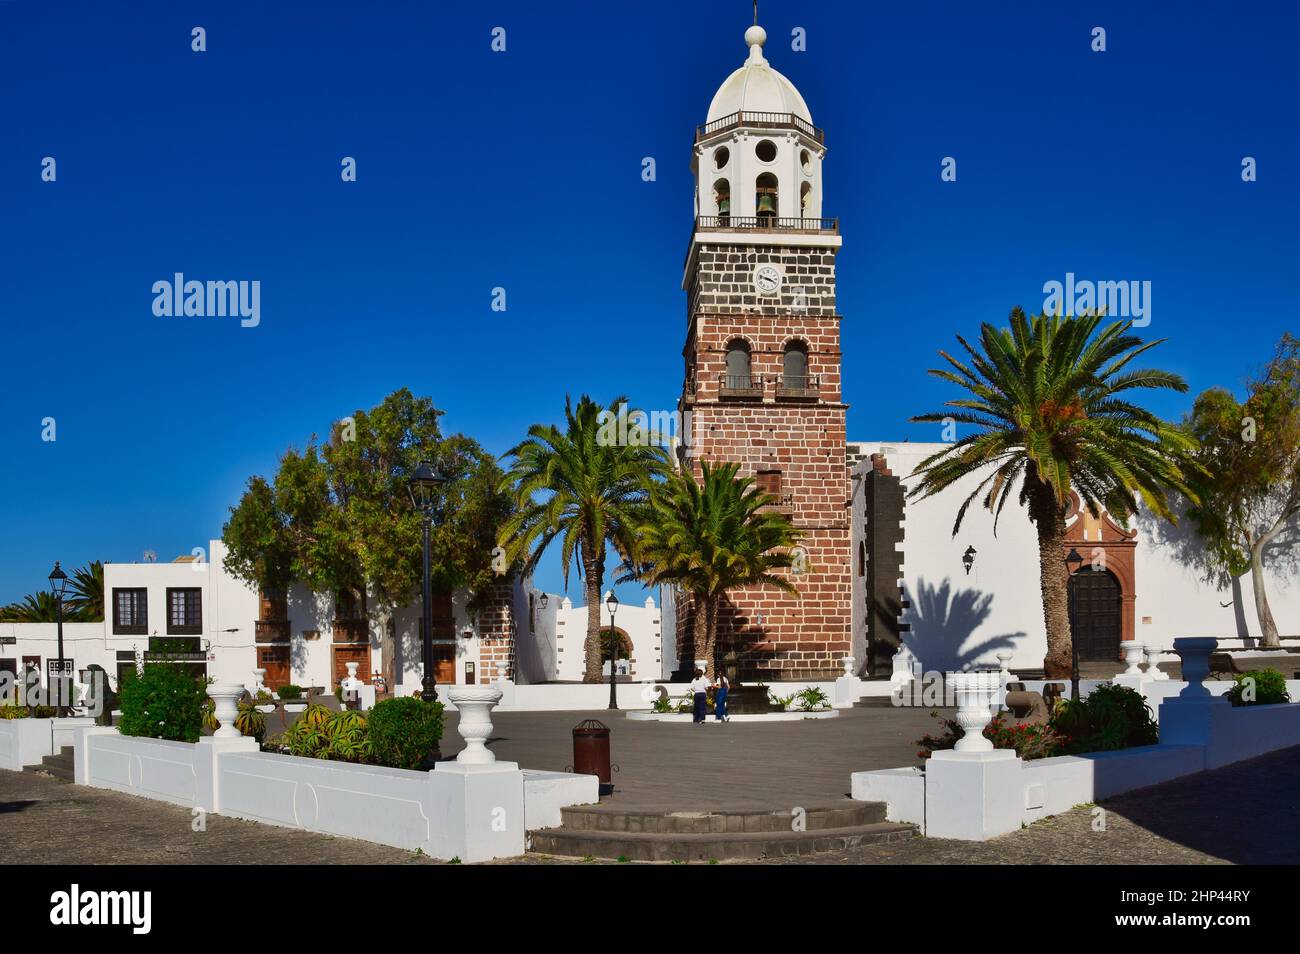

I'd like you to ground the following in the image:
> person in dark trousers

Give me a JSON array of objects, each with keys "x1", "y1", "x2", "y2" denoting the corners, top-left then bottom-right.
[
  {"x1": 689, "y1": 668, "x2": 710, "y2": 724},
  {"x1": 713, "y1": 671, "x2": 730, "y2": 721}
]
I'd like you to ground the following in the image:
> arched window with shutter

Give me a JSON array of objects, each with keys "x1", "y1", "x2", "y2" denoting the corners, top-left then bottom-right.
[{"x1": 725, "y1": 339, "x2": 752, "y2": 390}]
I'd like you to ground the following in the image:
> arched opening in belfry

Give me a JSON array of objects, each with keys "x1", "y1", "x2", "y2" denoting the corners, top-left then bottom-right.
[
  {"x1": 713, "y1": 178, "x2": 731, "y2": 220},
  {"x1": 756, "y1": 172, "x2": 778, "y2": 221}
]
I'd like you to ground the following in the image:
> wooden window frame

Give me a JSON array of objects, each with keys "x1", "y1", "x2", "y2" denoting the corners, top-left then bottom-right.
[
  {"x1": 166, "y1": 588, "x2": 203, "y2": 635},
  {"x1": 112, "y1": 588, "x2": 148, "y2": 636}
]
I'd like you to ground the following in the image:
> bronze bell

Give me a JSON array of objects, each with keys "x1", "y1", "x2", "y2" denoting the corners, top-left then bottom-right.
[
  {"x1": 717, "y1": 197, "x2": 731, "y2": 215},
  {"x1": 756, "y1": 192, "x2": 777, "y2": 215}
]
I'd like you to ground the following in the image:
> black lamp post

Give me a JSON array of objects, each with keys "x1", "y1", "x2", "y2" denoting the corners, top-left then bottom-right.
[
  {"x1": 962, "y1": 545, "x2": 976, "y2": 576},
  {"x1": 407, "y1": 461, "x2": 447, "y2": 704},
  {"x1": 48, "y1": 562, "x2": 70, "y2": 716},
  {"x1": 606, "y1": 590, "x2": 620, "y2": 710},
  {"x1": 539, "y1": 592, "x2": 548, "y2": 610},
  {"x1": 1065, "y1": 548, "x2": 1084, "y2": 700}
]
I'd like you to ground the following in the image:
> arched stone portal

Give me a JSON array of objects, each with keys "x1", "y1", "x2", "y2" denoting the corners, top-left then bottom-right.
[{"x1": 1063, "y1": 493, "x2": 1137, "y2": 659}]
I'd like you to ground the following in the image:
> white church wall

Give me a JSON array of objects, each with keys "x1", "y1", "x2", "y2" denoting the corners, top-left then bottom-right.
[
  {"x1": 851, "y1": 442, "x2": 1300, "y2": 673},
  {"x1": 853, "y1": 443, "x2": 1047, "y2": 671},
  {"x1": 553, "y1": 595, "x2": 663, "y2": 683}
]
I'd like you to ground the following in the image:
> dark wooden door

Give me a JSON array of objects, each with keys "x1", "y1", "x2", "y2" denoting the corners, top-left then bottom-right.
[
  {"x1": 1070, "y1": 568, "x2": 1122, "y2": 661},
  {"x1": 434, "y1": 645, "x2": 455, "y2": 684},
  {"x1": 257, "y1": 646, "x2": 291, "y2": 690},
  {"x1": 332, "y1": 645, "x2": 372, "y2": 688}
]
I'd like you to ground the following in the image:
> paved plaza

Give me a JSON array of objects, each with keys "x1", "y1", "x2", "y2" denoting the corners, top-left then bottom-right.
[{"x1": 3, "y1": 708, "x2": 1299, "y2": 865}]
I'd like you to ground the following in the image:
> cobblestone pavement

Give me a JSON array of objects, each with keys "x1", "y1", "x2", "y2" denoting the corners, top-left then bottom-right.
[{"x1": 6, "y1": 737, "x2": 1298, "y2": 865}]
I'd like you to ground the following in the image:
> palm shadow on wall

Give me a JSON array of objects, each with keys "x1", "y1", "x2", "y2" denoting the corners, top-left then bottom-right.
[{"x1": 901, "y1": 577, "x2": 1023, "y2": 672}]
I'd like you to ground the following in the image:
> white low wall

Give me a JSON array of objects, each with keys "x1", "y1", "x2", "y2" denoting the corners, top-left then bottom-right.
[
  {"x1": 522, "y1": 769, "x2": 600, "y2": 830},
  {"x1": 0, "y1": 718, "x2": 96, "y2": 771},
  {"x1": 70, "y1": 728, "x2": 596, "y2": 862},
  {"x1": 851, "y1": 695, "x2": 1300, "y2": 840}
]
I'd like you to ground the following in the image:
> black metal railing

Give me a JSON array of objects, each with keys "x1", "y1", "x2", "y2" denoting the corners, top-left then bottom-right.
[
  {"x1": 718, "y1": 373, "x2": 766, "y2": 394},
  {"x1": 696, "y1": 215, "x2": 838, "y2": 234},
  {"x1": 696, "y1": 110, "x2": 824, "y2": 143},
  {"x1": 776, "y1": 374, "x2": 821, "y2": 396}
]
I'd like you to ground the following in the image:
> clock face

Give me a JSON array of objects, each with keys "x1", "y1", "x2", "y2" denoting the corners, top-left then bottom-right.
[{"x1": 754, "y1": 264, "x2": 782, "y2": 296}]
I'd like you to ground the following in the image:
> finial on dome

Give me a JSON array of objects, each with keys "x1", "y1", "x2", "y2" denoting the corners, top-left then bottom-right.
[{"x1": 745, "y1": 24, "x2": 767, "y2": 63}]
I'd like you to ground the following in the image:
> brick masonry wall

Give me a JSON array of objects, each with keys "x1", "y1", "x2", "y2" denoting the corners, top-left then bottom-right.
[
  {"x1": 475, "y1": 579, "x2": 516, "y2": 684},
  {"x1": 676, "y1": 237, "x2": 852, "y2": 681}
]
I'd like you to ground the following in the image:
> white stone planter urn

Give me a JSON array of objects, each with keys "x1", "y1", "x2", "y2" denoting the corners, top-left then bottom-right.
[
  {"x1": 252, "y1": 667, "x2": 268, "y2": 694},
  {"x1": 447, "y1": 685, "x2": 503, "y2": 764},
  {"x1": 1173, "y1": 637, "x2": 1218, "y2": 699},
  {"x1": 207, "y1": 683, "x2": 245, "y2": 739},
  {"x1": 949, "y1": 672, "x2": 998, "y2": 752},
  {"x1": 1145, "y1": 645, "x2": 1170, "y2": 681},
  {"x1": 1122, "y1": 641, "x2": 1146, "y2": 676}
]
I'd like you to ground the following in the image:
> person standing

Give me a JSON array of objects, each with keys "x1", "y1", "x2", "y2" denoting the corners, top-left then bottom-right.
[
  {"x1": 713, "y1": 671, "x2": 730, "y2": 722},
  {"x1": 689, "y1": 668, "x2": 710, "y2": 724}
]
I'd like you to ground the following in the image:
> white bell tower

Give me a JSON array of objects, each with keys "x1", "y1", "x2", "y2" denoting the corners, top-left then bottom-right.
[{"x1": 692, "y1": 24, "x2": 826, "y2": 224}]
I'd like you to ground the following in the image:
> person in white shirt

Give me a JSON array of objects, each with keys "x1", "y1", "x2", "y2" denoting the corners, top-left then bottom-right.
[
  {"x1": 713, "y1": 672, "x2": 730, "y2": 722},
  {"x1": 689, "y1": 669, "x2": 710, "y2": 724}
]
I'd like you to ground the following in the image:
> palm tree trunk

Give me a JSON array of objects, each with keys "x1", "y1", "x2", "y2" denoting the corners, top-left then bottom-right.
[
  {"x1": 1031, "y1": 490, "x2": 1073, "y2": 679},
  {"x1": 582, "y1": 553, "x2": 604, "y2": 683},
  {"x1": 687, "y1": 591, "x2": 707, "y2": 674},
  {"x1": 1249, "y1": 539, "x2": 1281, "y2": 649},
  {"x1": 703, "y1": 594, "x2": 719, "y2": 678}
]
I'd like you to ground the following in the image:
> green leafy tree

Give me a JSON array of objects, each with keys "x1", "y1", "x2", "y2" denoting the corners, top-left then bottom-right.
[
  {"x1": 909, "y1": 310, "x2": 1196, "y2": 679},
  {"x1": 223, "y1": 389, "x2": 512, "y2": 688},
  {"x1": 498, "y1": 395, "x2": 670, "y2": 682},
  {"x1": 1183, "y1": 334, "x2": 1300, "y2": 647},
  {"x1": 627, "y1": 461, "x2": 801, "y2": 677}
]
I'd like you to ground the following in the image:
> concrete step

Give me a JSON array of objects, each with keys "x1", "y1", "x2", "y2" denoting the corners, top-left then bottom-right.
[
  {"x1": 24, "y1": 746, "x2": 75, "y2": 783},
  {"x1": 530, "y1": 820, "x2": 916, "y2": 862},
  {"x1": 559, "y1": 802, "x2": 885, "y2": 834}
]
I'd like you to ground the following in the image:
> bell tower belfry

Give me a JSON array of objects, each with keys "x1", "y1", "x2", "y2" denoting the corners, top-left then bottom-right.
[{"x1": 677, "y1": 22, "x2": 850, "y2": 681}]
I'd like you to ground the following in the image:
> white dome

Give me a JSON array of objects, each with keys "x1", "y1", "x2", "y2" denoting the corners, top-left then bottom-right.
[{"x1": 705, "y1": 25, "x2": 812, "y2": 125}]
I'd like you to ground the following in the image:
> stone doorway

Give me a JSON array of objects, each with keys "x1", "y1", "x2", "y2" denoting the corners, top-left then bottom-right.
[{"x1": 1069, "y1": 567, "x2": 1123, "y2": 661}]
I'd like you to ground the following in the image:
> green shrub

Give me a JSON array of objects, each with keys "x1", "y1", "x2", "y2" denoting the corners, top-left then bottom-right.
[
  {"x1": 29, "y1": 705, "x2": 56, "y2": 718},
  {"x1": 794, "y1": 687, "x2": 830, "y2": 711},
  {"x1": 277, "y1": 684, "x2": 303, "y2": 700},
  {"x1": 1050, "y1": 683, "x2": 1159, "y2": 755},
  {"x1": 1226, "y1": 668, "x2": 1290, "y2": 707},
  {"x1": 367, "y1": 697, "x2": 444, "y2": 770},
  {"x1": 916, "y1": 711, "x2": 1066, "y2": 761},
  {"x1": 323, "y1": 709, "x2": 370, "y2": 762},
  {"x1": 769, "y1": 691, "x2": 795, "y2": 711},
  {"x1": 0, "y1": 705, "x2": 29, "y2": 720},
  {"x1": 234, "y1": 699, "x2": 267, "y2": 742},
  {"x1": 118, "y1": 664, "x2": 206, "y2": 742}
]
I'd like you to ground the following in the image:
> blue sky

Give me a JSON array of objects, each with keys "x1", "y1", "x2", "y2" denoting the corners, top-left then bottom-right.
[{"x1": 1, "y1": 0, "x2": 1296, "y2": 605}]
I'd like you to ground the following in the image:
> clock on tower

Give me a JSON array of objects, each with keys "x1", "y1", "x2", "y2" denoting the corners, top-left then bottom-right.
[{"x1": 675, "y1": 22, "x2": 851, "y2": 682}]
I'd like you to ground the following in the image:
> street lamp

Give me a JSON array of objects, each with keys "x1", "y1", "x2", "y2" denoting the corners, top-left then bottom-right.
[
  {"x1": 962, "y1": 545, "x2": 977, "y2": 575},
  {"x1": 1065, "y1": 548, "x2": 1084, "y2": 700},
  {"x1": 605, "y1": 590, "x2": 620, "y2": 710},
  {"x1": 407, "y1": 460, "x2": 447, "y2": 704},
  {"x1": 539, "y1": 592, "x2": 548, "y2": 610},
  {"x1": 48, "y1": 562, "x2": 70, "y2": 716}
]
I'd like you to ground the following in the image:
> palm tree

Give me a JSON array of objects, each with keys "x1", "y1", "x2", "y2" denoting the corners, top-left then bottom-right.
[
  {"x1": 910, "y1": 309, "x2": 1196, "y2": 679},
  {"x1": 498, "y1": 395, "x2": 670, "y2": 682},
  {"x1": 66, "y1": 560, "x2": 105, "y2": 622},
  {"x1": 629, "y1": 461, "x2": 802, "y2": 677},
  {"x1": 0, "y1": 591, "x2": 61, "y2": 622}
]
